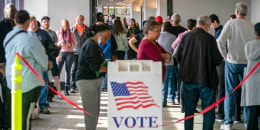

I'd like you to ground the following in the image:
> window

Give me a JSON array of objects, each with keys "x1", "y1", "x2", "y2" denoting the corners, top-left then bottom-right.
[
  {"x1": 103, "y1": 5, "x2": 130, "y2": 16},
  {"x1": 103, "y1": 6, "x2": 108, "y2": 15}
]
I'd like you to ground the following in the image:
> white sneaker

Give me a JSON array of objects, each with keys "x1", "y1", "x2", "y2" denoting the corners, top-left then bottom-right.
[
  {"x1": 244, "y1": 123, "x2": 247, "y2": 129},
  {"x1": 220, "y1": 124, "x2": 232, "y2": 130}
]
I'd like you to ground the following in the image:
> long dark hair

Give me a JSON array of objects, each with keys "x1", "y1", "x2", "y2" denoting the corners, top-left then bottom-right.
[
  {"x1": 162, "y1": 21, "x2": 173, "y2": 33},
  {"x1": 86, "y1": 23, "x2": 111, "y2": 37},
  {"x1": 113, "y1": 20, "x2": 126, "y2": 36}
]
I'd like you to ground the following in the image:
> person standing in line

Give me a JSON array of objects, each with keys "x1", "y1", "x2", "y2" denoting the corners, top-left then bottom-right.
[
  {"x1": 172, "y1": 19, "x2": 197, "y2": 113},
  {"x1": 41, "y1": 16, "x2": 62, "y2": 100},
  {"x1": 158, "y1": 21, "x2": 177, "y2": 107},
  {"x1": 28, "y1": 16, "x2": 53, "y2": 114},
  {"x1": 4, "y1": 10, "x2": 48, "y2": 130},
  {"x1": 76, "y1": 24, "x2": 111, "y2": 130},
  {"x1": 137, "y1": 21, "x2": 171, "y2": 80},
  {"x1": 241, "y1": 22, "x2": 260, "y2": 130},
  {"x1": 209, "y1": 14, "x2": 225, "y2": 122},
  {"x1": 127, "y1": 18, "x2": 140, "y2": 39},
  {"x1": 170, "y1": 13, "x2": 187, "y2": 36},
  {"x1": 70, "y1": 15, "x2": 88, "y2": 93},
  {"x1": 174, "y1": 15, "x2": 223, "y2": 130},
  {"x1": 0, "y1": 3, "x2": 16, "y2": 129},
  {"x1": 229, "y1": 14, "x2": 244, "y2": 124},
  {"x1": 127, "y1": 21, "x2": 147, "y2": 60},
  {"x1": 96, "y1": 12, "x2": 118, "y2": 92},
  {"x1": 217, "y1": 2, "x2": 254, "y2": 129},
  {"x1": 122, "y1": 17, "x2": 128, "y2": 29},
  {"x1": 113, "y1": 19, "x2": 128, "y2": 60},
  {"x1": 56, "y1": 19, "x2": 77, "y2": 96}
]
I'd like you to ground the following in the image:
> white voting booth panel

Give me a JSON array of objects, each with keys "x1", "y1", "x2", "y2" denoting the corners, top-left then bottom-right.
[{"x1": 108, "y1": 60, "x2": 162, "y2": 130}]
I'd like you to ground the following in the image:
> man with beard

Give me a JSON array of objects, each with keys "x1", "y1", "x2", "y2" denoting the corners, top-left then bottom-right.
[{"x1": 41, "y1": 16, "x2": 62, "y2": 100}]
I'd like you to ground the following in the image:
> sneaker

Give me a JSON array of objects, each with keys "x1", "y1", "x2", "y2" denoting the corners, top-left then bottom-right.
[
  {"x1": 215, "y1": 117, "x2": 225, "y2": 122},
  {"x1": 244, "y1": 123, "x2": 247, "y2": 129},
  {"x1": 194, "y1": 109, "x2": 200, "y2": 113},
  {"x1": 57, "y1": 96, "x2": 63, "y2": 100},
  {"x1": 47, "y1": 98, "x2": 53, "y2": 102},
  {"x1": 220, "y1": 124, "x2": 232, "y2": 130},
  {"x1": 40, "y1": 108, "x2": 50, "y2": 114},
  {"x1": 180, "y1": 107, "x2": 185, "y2": 113},
  {"x1": 234, "y1": 120, "x2": 243, "y2": 124},
  {"x1": 103, "y1": 89, "x2": 107, "y2": 92},
  {"x1": 70, "y1": 88, "x2": 75, "y2": 93},
  {"x1": 74, "y1": 88, "x2": 78, "y2": 93}
]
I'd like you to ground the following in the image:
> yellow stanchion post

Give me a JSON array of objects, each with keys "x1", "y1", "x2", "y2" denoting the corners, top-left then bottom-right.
[{"x1": 11, "y1": 55, "x2": 22, "y2": 130}]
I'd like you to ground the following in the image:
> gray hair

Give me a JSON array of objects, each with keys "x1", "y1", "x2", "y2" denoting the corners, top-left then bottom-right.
[
  {"x1": 236, "y1": 2, "x2": 248, "y2": 16},
  {"x1": 197, "y1": 15, "x2": 211, "y2": 26},
  {"x1": 171, "y1": 13, "x2": 181, "y2": 24}
]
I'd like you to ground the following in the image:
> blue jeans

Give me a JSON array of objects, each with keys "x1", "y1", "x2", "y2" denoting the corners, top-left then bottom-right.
[
  {"x1": 162, "y1": 65, "x2": 177, "y2": 106},
  {"x1": 184, "y1": 82, "x2": 216, "y2": 130},
  {"x1": 224, "y1": 61, "x2": 247, "y2": 124},
  {"x1": 101, "y1": 59, "x2": 110, "y2": 91},
  {"x1": 39, "y1": 71, "x2": 49, "y2": 109},
  {"x1": 101, "y1": 73, "x2": 107, "y2": 91}
]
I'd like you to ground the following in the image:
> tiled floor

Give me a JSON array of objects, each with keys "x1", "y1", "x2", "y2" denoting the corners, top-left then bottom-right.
[{"x1": 31, "y1": 92, "x2": 246, "y2": 130}]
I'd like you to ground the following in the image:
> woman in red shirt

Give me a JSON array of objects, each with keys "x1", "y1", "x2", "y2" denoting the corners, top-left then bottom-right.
[{"x1": 137, "y1": 21, "x2": 171, "y2": 79}]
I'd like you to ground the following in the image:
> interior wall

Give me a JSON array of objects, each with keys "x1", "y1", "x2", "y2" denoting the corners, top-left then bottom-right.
[
  {"x1": 24, "y1": 0, "x2": 90, "y2": 32},
  {"x1": 48, "y1": 0, "x2": 90, "y2": 31},
  {"x1": 24, "y1": 0, "x2": 48, "y2": 21},
  {"x1": 155, "y1": 0, "x2": 167, "y2": 22},
  {"x1": 172, "y1": 0, "x2": 251, "y2": 27},
  {"x1": 143, "y1": 0, "x2": 156, "y2": 21},
  {"x1": 251, "y1": 0, "x2": 260, "y2": 24},
  {"x1": 131, "y1": 3, "x2": 142, "y2": 29}
]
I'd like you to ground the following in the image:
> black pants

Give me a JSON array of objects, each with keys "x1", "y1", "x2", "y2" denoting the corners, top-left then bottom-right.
[
  {"x1": 70, "y1": 54, "x2": 78, "y2": 89},
  {"x1": 116, "y1": 51, "x2": 125, "y2": 60},
  {"x1": 247, "y1": 106, "x2": 260, "y2": 130},
  {"x1": 22, "y1": 87, "x2": 41, "y2": 130},
  {"x1": 0, "y1": 73, "x2": 8, "y2": 129},
  {"x1": 216, "y1": 61, "x2": 225, "y2": 119},
  {"x1": 58, "y1": 52, "x2": 74, "y2": 87},
  {"x1": 4, "y1": 86, "x2": 41, "y2": 130}
]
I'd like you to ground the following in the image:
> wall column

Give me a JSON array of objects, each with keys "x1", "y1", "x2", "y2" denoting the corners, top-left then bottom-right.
[
  {"x1": 251, "y1": 0, "x2": 260, "y2": 24},
  {"x1": 143, "y1": 0, "x2": 156, "y2": 20},
  {"x1": 131, "y1": 2, "x2": 141, "y2": 28}
]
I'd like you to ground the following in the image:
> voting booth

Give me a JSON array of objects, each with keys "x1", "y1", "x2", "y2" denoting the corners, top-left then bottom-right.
[{"x1": 108, "y1": 60, "x2": 162, "y2": 130}]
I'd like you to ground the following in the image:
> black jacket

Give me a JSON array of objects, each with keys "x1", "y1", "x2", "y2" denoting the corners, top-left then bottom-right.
[
  {"x1": 0, "y1": 19, "x2": 14, "y2": 63},
  {"x1": 175, "y1": 27, "x2": 223, "y2": 89},
  {"x1": 71, "y1": 25, "x2": 88, "y2": 55},
  {"x1": 76, "y1": 38, "x2": 105, "y2": 80}
]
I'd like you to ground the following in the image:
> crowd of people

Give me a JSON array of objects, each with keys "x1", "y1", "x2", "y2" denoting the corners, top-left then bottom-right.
[{"x1": 0, "y1": 1, "x2": 259, "y2": 130}]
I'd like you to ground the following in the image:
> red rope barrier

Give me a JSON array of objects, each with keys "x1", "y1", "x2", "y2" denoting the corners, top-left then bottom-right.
[
  {"x1": 15, "y1": 53, "x2": 260, "y2": 127},
  {"x1": 15, "y1": 53, "x2": 98, "y2": 119}
]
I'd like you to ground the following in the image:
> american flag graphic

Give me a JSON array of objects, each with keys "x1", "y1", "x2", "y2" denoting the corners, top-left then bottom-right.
[{"x1": 110, "y1": 81, "x2": 160, "y2": 111}]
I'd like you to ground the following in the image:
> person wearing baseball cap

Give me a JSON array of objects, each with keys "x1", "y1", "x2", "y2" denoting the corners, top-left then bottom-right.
[
  {"x1": 41, "y1": 16, "x2": 63, "y2": 100},
  {"x1": 155, "y1": 16, "x2": 163, "y2": 25}
]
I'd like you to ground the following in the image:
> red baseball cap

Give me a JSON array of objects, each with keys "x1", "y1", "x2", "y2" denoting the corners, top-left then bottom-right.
[{"x1": 155, "y1": 16, "x2": 163, "y2": 24}]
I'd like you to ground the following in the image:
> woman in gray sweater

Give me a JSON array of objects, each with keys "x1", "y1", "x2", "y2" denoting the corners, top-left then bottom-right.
[{"x1": 242, "y1": 23, "x2": 260, "y2": 130}]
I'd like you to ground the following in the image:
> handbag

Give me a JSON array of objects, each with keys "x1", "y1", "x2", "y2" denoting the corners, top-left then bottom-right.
[{"x1": 44, "y1": 41, "x2": 61, "y2": 58}]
